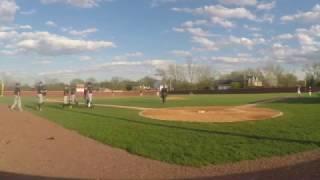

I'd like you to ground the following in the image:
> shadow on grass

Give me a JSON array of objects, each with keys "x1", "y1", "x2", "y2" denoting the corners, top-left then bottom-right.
[
  {"x1": 44, "y1": 104, "x2": 320, "y2": 147},
  {"x1": 271, "y1": 97, "x2": 320, "y2": 105}
]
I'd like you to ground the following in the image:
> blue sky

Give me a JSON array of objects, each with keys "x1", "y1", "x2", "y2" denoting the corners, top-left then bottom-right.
[{"x1": 1, "y1": 0, "x2": 320, "y2": 83}]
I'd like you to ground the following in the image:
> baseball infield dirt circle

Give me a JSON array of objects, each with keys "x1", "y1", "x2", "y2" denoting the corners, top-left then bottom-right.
[{"x1": 140, "y1": 106, "x2": 283, "y2": 123}]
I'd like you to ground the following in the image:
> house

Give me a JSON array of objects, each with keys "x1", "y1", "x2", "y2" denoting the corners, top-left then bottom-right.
[{"x1": 247, "y1": 76, "x2": 263, "y2": 87}]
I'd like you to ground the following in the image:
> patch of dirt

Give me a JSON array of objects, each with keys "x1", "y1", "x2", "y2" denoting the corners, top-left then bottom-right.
[{"x1": 140, "y1": 106, "x2": 283, "y2": 123}]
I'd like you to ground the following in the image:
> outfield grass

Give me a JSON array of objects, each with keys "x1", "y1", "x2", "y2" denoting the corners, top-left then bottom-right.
[
  {"x1": 1, "y1": 93, "x2": 320, "y2": 166},
  {"x1": 93, "y1": 93, "x2": 295, "y2": 108}
]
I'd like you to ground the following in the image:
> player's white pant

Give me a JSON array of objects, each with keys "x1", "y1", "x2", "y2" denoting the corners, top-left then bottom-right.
[
  {"x1": 71, "y1": 94, "x2": 76, "y2": 104},
  {"x1": 38, "y1": 94, "x2": 43, "y2": 104},
  {"x1": 88, "y1": 93, "x2": 93, "y2": 107},
  {"x1": 11, "y1": 95, "x2": 23, "y2": 111},
  {"x1": 63, "y1": 96, "x2": 69, "y2": 104}
]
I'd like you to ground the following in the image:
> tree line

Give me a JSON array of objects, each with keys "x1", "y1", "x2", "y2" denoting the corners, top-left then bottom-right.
[{"x1": 1, "y1": 62, "x2": 320, "y2": 91}]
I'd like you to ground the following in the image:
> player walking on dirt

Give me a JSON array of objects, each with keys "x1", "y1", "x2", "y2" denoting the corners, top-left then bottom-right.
[
  {"x1": 36, "y1": 81, "x2": 45, "y2": 111},
  {"x1": 10, "y1": 83, "x2": 23, "y2": 112}
]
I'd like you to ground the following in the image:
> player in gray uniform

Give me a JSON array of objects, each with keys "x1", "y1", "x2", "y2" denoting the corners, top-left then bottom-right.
[
  {"x1": 63, "y1": 84, "x2": 70, "y2": 108},
  {"x1": 70, "y1": 84, "x2": 78, "y2": 106},
  {"x1": 36, "y1": 81, "x2": 45, "y2": 111},
  {"x1": 10, "y1": 83, "x2": 23, "y2": 112},
  {"x1": 87, "y1": 82, "x2": 94, "y2": 108}
]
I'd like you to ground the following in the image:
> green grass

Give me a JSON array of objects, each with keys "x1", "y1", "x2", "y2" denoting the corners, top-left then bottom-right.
[
  {"x1": 93, "y1": 93, "x2": 295, "y2": 108},
  {"x1": 1, "y1": 93, "x2": 320, "y2": 166}
]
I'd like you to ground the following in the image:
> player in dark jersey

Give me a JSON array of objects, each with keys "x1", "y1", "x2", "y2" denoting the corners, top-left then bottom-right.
[
  {"x1": 84, "y1": 85, "x2": 88, "y2": 106},
  {"x1": 160, "y1": 86, "x2": 168, "y2": 104},
  {"x1": 10, "y1": 83, "x2": 23, "y2": 111}
]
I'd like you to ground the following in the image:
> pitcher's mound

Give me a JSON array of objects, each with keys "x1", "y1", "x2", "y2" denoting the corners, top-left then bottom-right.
[{"x1": 140, "y1": 106, "x2": 283, "y2": 123}]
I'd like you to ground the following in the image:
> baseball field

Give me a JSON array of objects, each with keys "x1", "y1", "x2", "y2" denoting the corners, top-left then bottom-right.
[{"x1": 1, "y1": 93, "x2": 319, "y2": 168}]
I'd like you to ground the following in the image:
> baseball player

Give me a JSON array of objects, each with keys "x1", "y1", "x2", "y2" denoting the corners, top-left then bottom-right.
[
  {"x1": 87, "y1": 82, "x2": 93, "y2": 108},
  {"x1": 10, "y1": 83, "x2": 23, "y2": 112},
  {"x1": 297, "y1": 86, "x2": 301, "y2": 96},
  {"x1": 309, "y1": 86, "x2": 312, "y2": 97},
  {"x1": 160, "y1": 85, "x2": 168, "y2": 104},
  {"x1": 36, "y1": 81, "x2": 45, "y2": 111},
  {"x1": 84, "y1": 85, "x2": 88, "y2": 106},
  {"x1": 70, "y1": 84, "x2": 78, "y2": 106},
  {"x1": 63, "y1": 84, "x2": 70, "y2": 108}
]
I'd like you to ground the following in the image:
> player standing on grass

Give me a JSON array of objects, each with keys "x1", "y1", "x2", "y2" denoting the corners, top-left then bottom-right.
[
  {"x1": 63, "y1": 84, "x2": 70, "y2": 108},
  {"x1": 87, "y1": 82, "x2": 93, "y2": 108},
  {"x1": 84, "y1": 84, "x2": 88, "y2": 106},
  {"x1": 70, "y1": 84, "x2": 78, "y2": 107},
  {"x1": 160, "y1": 85, "x2": 168, "y2": 104},
  {"x1": 309, "y1": 86, "x2": 312, "y2": 97},
  {"x1": 297, "y1": 86, "x2": 301, "y2": 96},
  {"x1": 36, "y1": 81, "x2": 45, "y2": 111},
  {"x1": 10, "y1": 83, "x2": 23, "y2": 112}
]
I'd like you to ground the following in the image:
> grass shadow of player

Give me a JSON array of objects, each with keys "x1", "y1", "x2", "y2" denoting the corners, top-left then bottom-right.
[
  {"x1": 271, "y1": 97, "x2": 320, "y2": 105},
  {"x1": 24, "y1": 104, "x2": 39, "y2": 111},
  {"x1": 61, "y1": 108, "x2": 320, "y2": 147}
]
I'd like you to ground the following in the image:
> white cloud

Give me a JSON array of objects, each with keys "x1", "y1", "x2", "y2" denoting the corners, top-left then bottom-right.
[
  {"x1": 281, "y1": 4, "x2": 320, "y2": 23},
  {"x1": 181, "y1": 20, "x2": 208, "y2": 28},
  {"x1": 171, "y1": 50, "x2": 192, "y2": 57},
  {"x1": 258, "y1": 14, "x2": 274, "y2": 23},
  {"x1": 68, "y1": 28, "x2": 98, "y2": 37},
  {"x1": 0, "y1": 30, "x2": 18, "y2": 41},
  {"x1": 39, "y1": 59, "x2": 174, "y2": 78},
  {"x1": 0, "y1": 0, "x2": 19, "y2": 23},
  {"x1": 40, "y1": 0, "x2": 107, "y2": 8},
  {"x1": 20, "y1": 9, "x2": 36, "y2": 15},
  {"x1": 19, "y1": 25, "x2": 32, "y2": 30},
  {"x1": 126, "y1": 52, "x2": 144, "y2": 57},
  {"x1": 32, "y1": 60, "x2": 53, "y2": 65},
  {"x1": 229, "y1": 36, "x2": 254, "y2": 48},
  {"x1": 211, "y1": 17, "x2": 235, "y2": 28},
  {"x1": 192, "y1": 36, "x2": 218, "y2": 51},
  {"x1": 229, "y1": 36, "x2": 265, "y2": 48},
  {"x1": 0, "y1": 31, "x2": 115, "y2": 56},
  {"x1": 274, "y1": 33, "x2": 294, "y2": 40},
  {"x1": 112, "y1": 52, "x2": 144, "y2": 61},
  {"x1": 173, "y1": 27, "x2": 211, "y2": 37},
  {"x1": 210, "y1": 56, "x2": 256, "y2": 64},
  {"x1": 46, "y1": 21, "x2": 57, "y2": 27},
  {"x1": 243, "y1": 25, "x2": 261, "y2": 31},
  {"x1": 79, "y1": 55, "x2": 94, "y2": 61},
  {"x1": 257, "y1": 1, "x2": 276, "y2": 11},
  {"x1": 218, "y1": 0, "x2": 257, "y2": 6},
  {"x1": 150, "y1": 0, "x2": 192, "y2": 7},
  {"x1": 173, "y1": 5, "x2": 256, "y2": 20}
]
